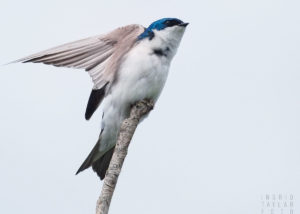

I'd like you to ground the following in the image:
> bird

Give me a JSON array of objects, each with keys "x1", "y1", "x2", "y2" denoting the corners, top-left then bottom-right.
[{"x1": 14, "y1": 18, "x2": 189, "y2": 180}]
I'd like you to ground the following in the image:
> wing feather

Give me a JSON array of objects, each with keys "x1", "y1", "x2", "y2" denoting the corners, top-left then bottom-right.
[
  {"x1": 15, "y1": 24, "x2": 144, "y2": 90},
  {"x1": 15, "y1": 24, "x2": 145, "y2": 119}
]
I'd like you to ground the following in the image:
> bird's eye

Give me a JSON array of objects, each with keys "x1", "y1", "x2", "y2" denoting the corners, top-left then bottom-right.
[
  {"x1": 165, "y1": 19, "x2": 181, "y2": 27},
  {"x1": 165, "y1": 20, "x2": 171, "y2": 25}
]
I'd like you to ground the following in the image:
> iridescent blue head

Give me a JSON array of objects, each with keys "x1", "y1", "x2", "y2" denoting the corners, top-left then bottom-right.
[{"x1": 138, "y1": 18, "x2": 189, "y2": 40}]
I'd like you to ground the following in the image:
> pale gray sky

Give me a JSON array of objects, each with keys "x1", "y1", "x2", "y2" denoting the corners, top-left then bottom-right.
[{"x1": 0, "y1": 0, "x2": 299, "y2": 213}]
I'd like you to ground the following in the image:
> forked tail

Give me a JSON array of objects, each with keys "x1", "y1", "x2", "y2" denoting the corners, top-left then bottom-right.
[{"x1": 76, "y1": 130, "x2": 115, "y2": 180}]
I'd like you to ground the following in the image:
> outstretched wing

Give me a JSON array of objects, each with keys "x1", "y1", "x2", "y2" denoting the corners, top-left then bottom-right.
[{"x1": 15, "y1": 24, "x2": 145, "y2": 119}]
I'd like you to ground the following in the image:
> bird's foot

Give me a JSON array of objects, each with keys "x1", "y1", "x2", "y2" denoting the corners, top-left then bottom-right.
[
  {"x1": 139, "y1": 99, "x2": 154, "y2": 110},
  {"x1": 130, "y1": 99, "x2": 154, "y2": 118}
]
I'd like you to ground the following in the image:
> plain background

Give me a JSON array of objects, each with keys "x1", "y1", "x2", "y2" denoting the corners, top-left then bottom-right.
[{"x1": 0, "y1": 0, "x2": 299, "y2": 213}]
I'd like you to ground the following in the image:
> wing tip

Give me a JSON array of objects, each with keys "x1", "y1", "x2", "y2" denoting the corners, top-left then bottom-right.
[
  {"x1": 4, "y1": 59, "x2": 25, "y2": 66},
  {"x1": 85, "y1": 84, "x2": 108, "y2": 120}
]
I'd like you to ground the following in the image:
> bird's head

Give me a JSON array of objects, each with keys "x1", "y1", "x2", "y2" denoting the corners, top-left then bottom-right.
[{"x1": 138, "y1": 18, "x2": 189, "y2": 42}]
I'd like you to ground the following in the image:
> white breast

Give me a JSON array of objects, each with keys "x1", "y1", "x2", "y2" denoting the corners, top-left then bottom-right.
[
  {"x1": 119, "y1": 42, "x2": 171, "y2": 102},
  {"x1": 98, "y1": 39, "x2": 172, "y2": 153},
  {"x1": 96, "y1": 25, "x2": 187, "y2": 155},
  {"x1": 102, "y1": 24, "x2": 186, "y2": 120}
]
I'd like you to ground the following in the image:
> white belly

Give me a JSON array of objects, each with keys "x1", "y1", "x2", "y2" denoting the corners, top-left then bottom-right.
[{"x1": 98, "y1": 43, "x2": 171, "y2": 153}]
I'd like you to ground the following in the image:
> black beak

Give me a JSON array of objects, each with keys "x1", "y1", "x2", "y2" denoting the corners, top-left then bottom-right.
[{"x1": 179, "y1": 22, "x2": 189, "y2": 27}]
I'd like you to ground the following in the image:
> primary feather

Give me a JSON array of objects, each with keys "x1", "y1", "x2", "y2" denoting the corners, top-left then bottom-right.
[
  {"x1": 15, "y1": 24, "x2": 144, "y2": 91},
  {"x1": 15, "y1": 24, "x2": 145, "y2": 120}
]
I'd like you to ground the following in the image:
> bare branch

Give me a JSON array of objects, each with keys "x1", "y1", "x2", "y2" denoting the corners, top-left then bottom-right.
[{"x1": 96, "y1": 99, "x2": 154, "y2": 214}]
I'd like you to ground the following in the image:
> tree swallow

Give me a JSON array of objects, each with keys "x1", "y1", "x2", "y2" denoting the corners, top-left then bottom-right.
[{"x1": 15, "y1": 18, "x2": 189, "y2": 179}]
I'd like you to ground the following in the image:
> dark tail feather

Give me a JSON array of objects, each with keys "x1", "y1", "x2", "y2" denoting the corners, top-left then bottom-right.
[
  {"x1": 76, "y1": 129, "x2": 115, "y2": 180},
  {"x1": 76, "y1": 139, "x2": 101, "y2": 175},
  {"x1": 92, "y1": 146, "x2": 115, "y2": 180}
]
